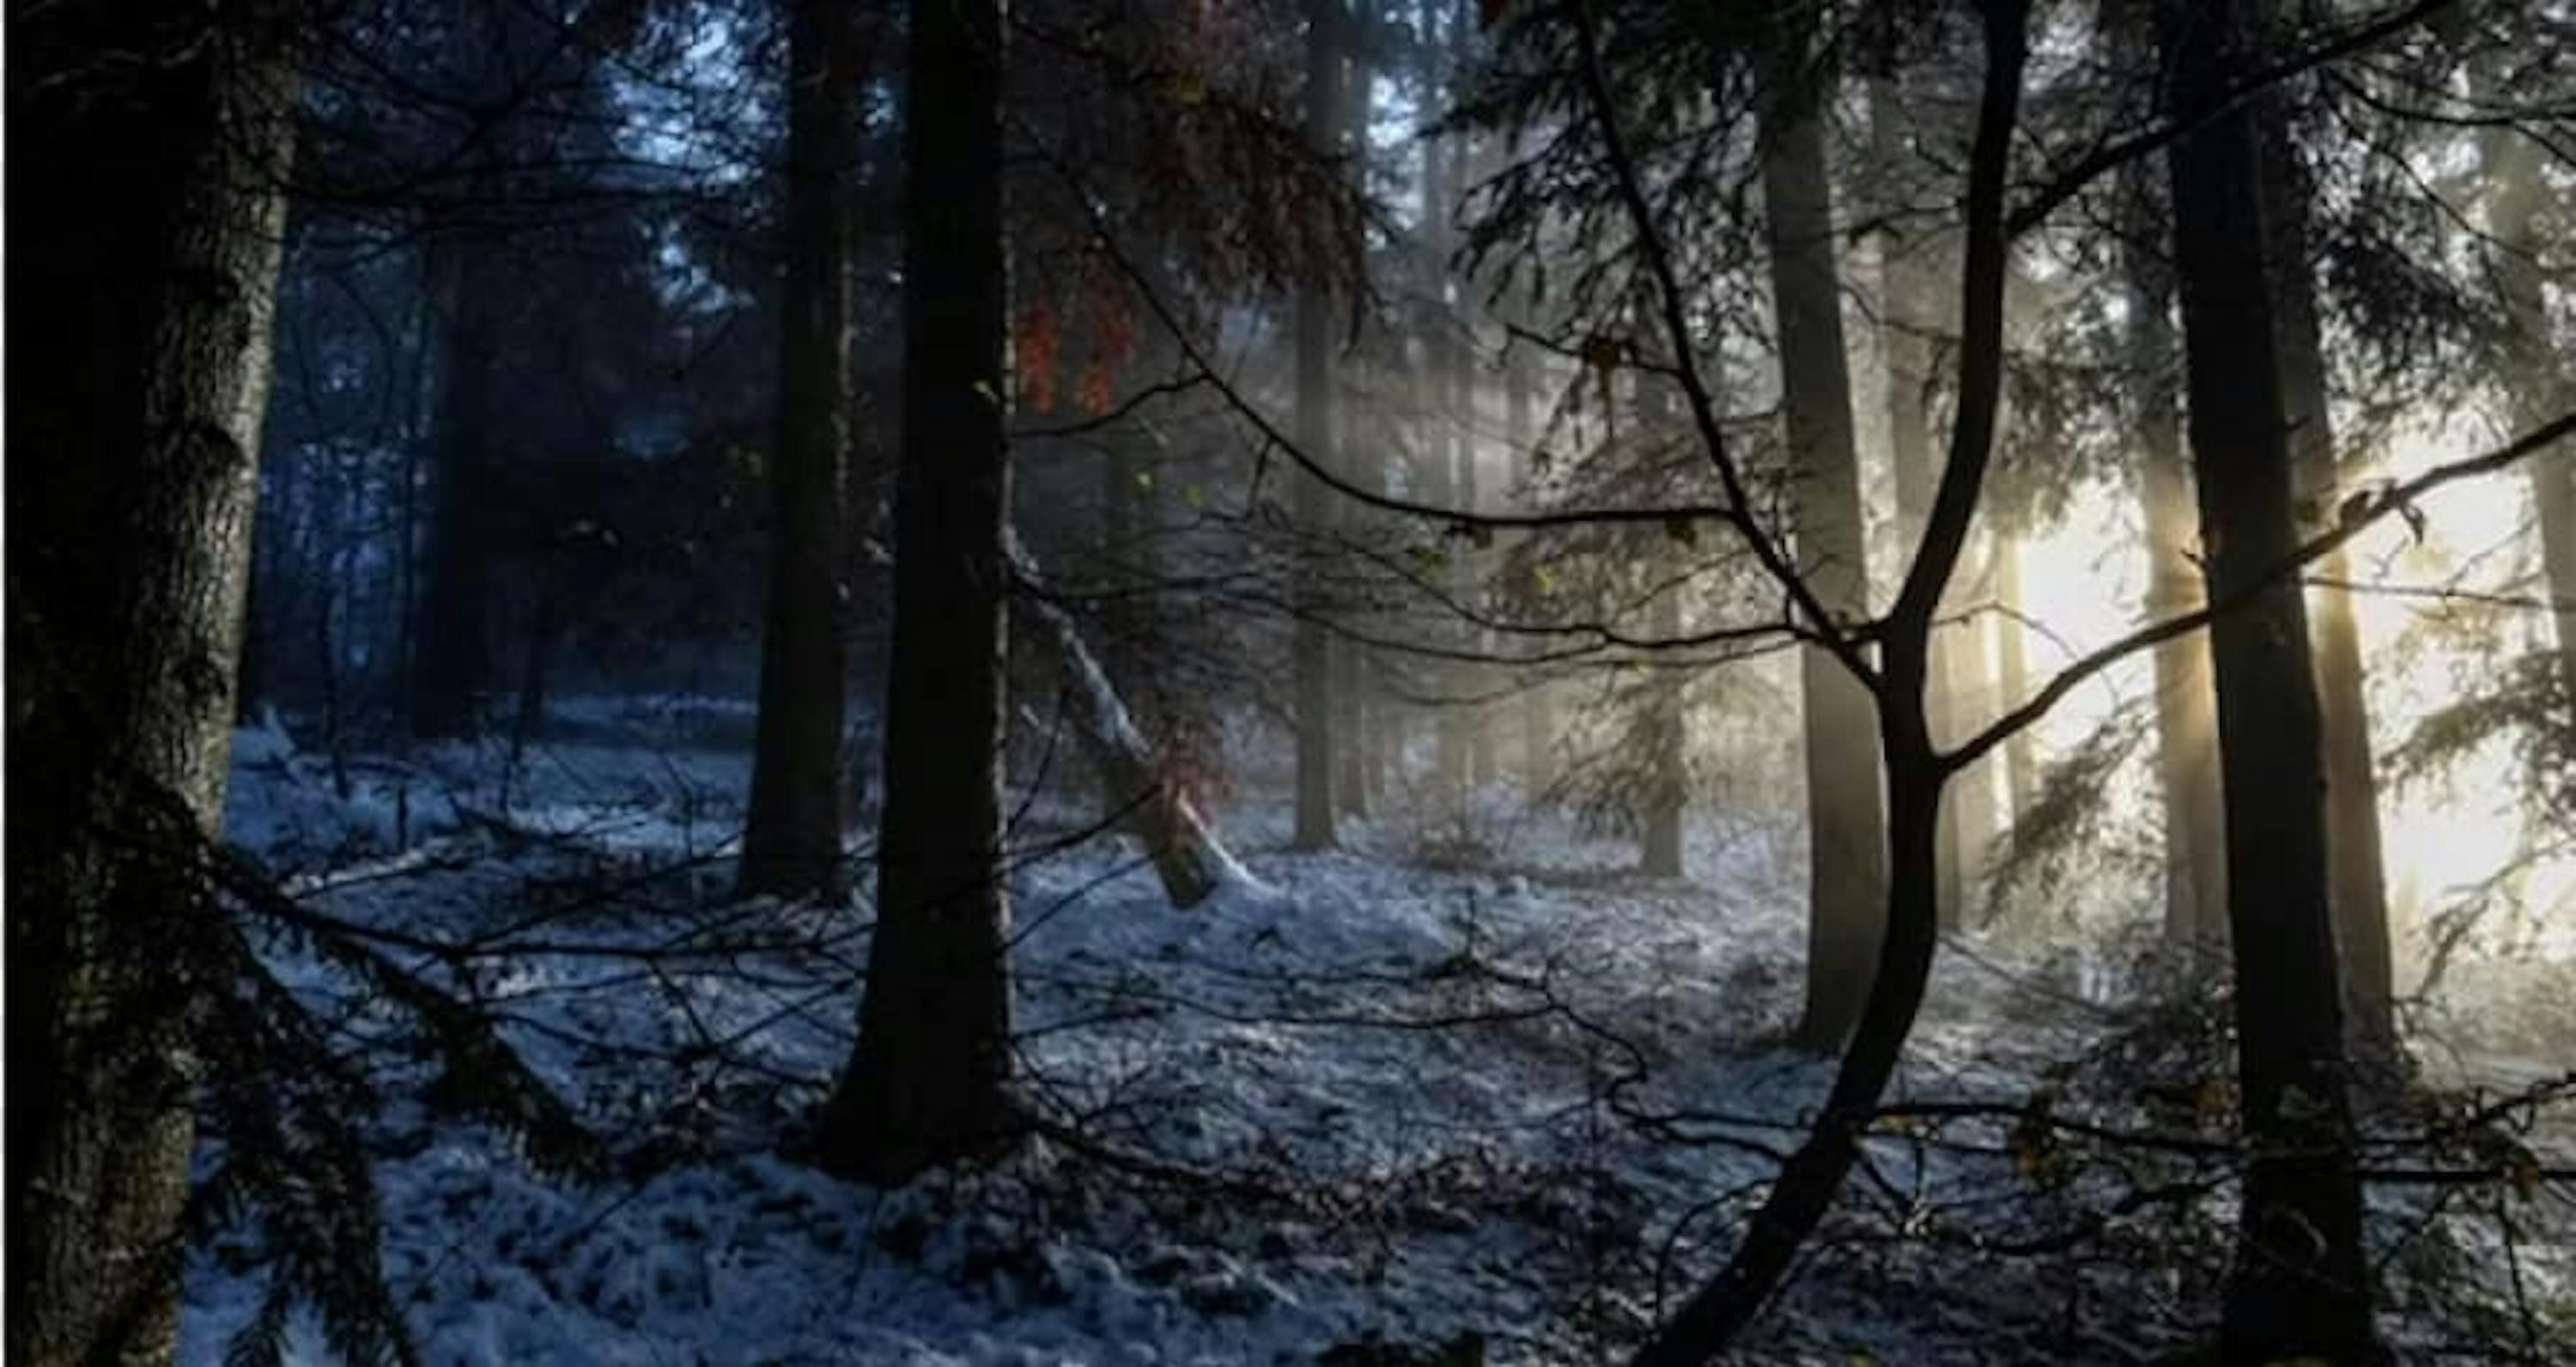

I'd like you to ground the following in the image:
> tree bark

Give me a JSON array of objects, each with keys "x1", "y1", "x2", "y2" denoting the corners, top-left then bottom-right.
[
  {"x1": 739, "y1": 0, "x2": 858, "y2": 901},
  {"x1": 8, "y1": 3, "x2": 301, "y2": 1361},
  {"x1": 2161, "y1": 0, "x2": 2373, "y2": 1356},
  {"x1": 1757, "y1": 9, "x2": 1887, "y2": 1052},
  {"x1": 821, "y1": 0, "x2": 1015, "y2": 1182},
  {"x1": 1292, "y1": 0, "x2": 1342, "y2": 849}
]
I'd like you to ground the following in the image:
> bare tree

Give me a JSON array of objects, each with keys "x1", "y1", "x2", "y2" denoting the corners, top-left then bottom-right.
[
  {"x1": 1293, "y1": 0, "x2": 1345, "y2": 850},
  {"x1": 2160, "y1": 0, "x2": 2371, "y2": 1351},
  {"x1": 820, "y1": 0, "x2": 1017, "y2": 1181},
  {"x1": 739, "y1": 0, "x2": 860, "y2": 900}
]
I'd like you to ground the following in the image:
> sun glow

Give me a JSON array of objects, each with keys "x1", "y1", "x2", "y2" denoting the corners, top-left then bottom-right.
[{"x1": 1989, "y1": 423, "x2": 2575, "y2": 969}]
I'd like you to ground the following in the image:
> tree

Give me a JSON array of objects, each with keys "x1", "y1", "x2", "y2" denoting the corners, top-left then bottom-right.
[
  {"x1": 2121, "y1": 165, "x2": 2229, "y2": 950},
  {"x1": 1757, "y1": 3, "x2": 1887, "y2": 1051},
  {"x1": 2482, "y1": 100, "x2": 2576, "y2": 726},
  {"x1": 8, "y1": 1, "x2": 304, "y2": 1359},
  {"x1": 410, "y1": 180, "x2": 507, "y2": 741},
  {"x1": 2160, "y1": 0, "x2": 2372, "y2": 1353},
  {"x1": 1505, "y1": 339, "x2": 1556, "y2": 793},
  {"x1": 2262, "y1": 106, "x2": 2395, "y2": 1051},
  {"x1": 1292, "y1": 0, "x2": 1346, "y2": 850},
  {"x1": 819, "y1": 0, "x2": 1017, "y2": 1181},
  {"x1": 738, "y1": 0, "x2": 860, "y2": 900}
]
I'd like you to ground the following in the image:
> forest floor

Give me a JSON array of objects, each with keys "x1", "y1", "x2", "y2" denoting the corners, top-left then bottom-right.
[{"x1": 187, "y1": 700, "x2": 2574, "y2": 1365}]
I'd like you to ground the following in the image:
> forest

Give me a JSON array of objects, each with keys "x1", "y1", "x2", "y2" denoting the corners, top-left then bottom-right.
[{"x1": 9, "y1": 0, "x2": 2576, "y2": 1362}]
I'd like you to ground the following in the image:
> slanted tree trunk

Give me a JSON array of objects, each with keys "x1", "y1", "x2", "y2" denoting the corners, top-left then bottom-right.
[
  {"x1": 820, "y1": 0, "x2": 1015, "y2": 1182},
  {"x1": 1757, "y1": 8, "x2": 1887, "y2": 1052},
  {"x1": 2485, "y1": 118, "x2": 2576, "y2": 717},
  {"x1": 1292, "y1": 0, "x2": 1342, "y2": 850},
  {"x1": 2161, "y1": 0, "x2": 2373, "y2": 1354},
  {"x1": 739, "y1": 0, "x2": 858, "y2": 900},
  {"x1": 1010, "y1": 535, "x2": 1256, "y2": 907},
  {"x1": 8, "y1": 4, "x2": 301, "y2": 1361},
  {"x1": 2121, "y1": 175, "x2": 2228, "y2": 950}
]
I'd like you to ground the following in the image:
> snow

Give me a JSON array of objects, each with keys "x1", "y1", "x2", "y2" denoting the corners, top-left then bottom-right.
[{"x1": 185, "y1": 710, "x2": 2573, "y2": 1364}]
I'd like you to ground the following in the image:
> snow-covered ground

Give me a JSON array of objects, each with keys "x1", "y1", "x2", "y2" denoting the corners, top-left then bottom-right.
[{"x1": 187, "y1": 708, "x2": 2573, "y2": 1364}]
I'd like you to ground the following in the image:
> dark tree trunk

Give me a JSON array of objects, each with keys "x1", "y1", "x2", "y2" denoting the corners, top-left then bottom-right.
[
  {"x1": 410, "y1": 190, "x2": 504, "y2": 743},
  {"x1": 2161, "y1": 0, "x2": 2374, "y2": 1356},
  {"x1": 1291, "y1": 0, "x2": 1342, "y2": 850},
  {"x1": 2261, "y1": 118, "x2": 2394, "y2": 1053},
  {"x1": 739, "y1": 0, "x2": 858, "y2": 901},
  {"x1": 1334, "y1": 32, "x2": 1376, "y2": 823},
  {"x1": 1757, "y1": 8, "x2": 1886, "y2": 1052},
  {"x1": 820, "y1": 0, "x2": 1015, "y2": 1182},
  {"x1": 7, "y1": 4, "x2": 301, "y2": 1361},
  {"x1": 2122, "y1": 196, "x2": 2229, "y2": 950},
  {"x1": 2486, "y1": 121, "x2": 2576, "y2": 716}
]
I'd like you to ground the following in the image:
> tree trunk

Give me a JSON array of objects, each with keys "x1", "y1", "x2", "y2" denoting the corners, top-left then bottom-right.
[
  {"x1": 409, "y1": 204, "x2": 504, "y2": 742},
  {"x1": 1011, "y1": 536, "x2": 1257, "y2": 908},
  {"x1": 1639, "y1": 358, "x2": 1686, "y2": 878},
  {"x1": 2484, "y1": 121, "x2": 2576, "y2": 726},
  {"x1": 1870, "y1": 75, "x2": 1964, "y2": 927},
  {"x1": 1992, "y1": 531, "x2": 2038, "y2": 826},
  {"x1": 1758, "y1": 9, "x2": 1887, "y2": 1052},
  {"x1": 2161, "y1": 0, "x2": 2373, "y2": 1355},
  {"x1": 1950, "y1": 538, "x2": 2002, "y2": 902},
  {"x1": 2124, "y1": 210, "x2": 2229, "y2": 951},
  {"x1": 1641, "y1": 588, "x2": 1687, "y2": 878},
  {"x1": 740, "y1": 0, "x2": 857, "y2": 901},
  {"x1": 1507, "y1": 343, "x2": 1555, "y2": 795},
  {"x1": 8, "y1": 4, "x2": 301, "y2": 1361},
  {"x1": 2258, "y1": 114, "x2": 2395, "y2": 1053},
  {"x1": 1292, "y1": 0, "x2": 1342, "y2": 850},
  {"x1": 820, "y1": 0, "x2": 1015, "y2": 1183},
  {"x1": 1334, "y1": 33, "x2": 1376, "y2": 823}
]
